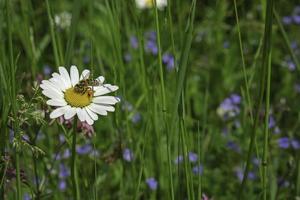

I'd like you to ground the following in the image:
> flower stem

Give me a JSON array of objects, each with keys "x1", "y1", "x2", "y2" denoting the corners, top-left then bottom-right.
[{"x1": 71, "y1": 117, "x2": 80, "y2": 200}]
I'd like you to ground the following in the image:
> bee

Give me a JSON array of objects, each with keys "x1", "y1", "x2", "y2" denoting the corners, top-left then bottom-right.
[{"x1": 74, "y1": 73, "x2": 101, "y2": 97}]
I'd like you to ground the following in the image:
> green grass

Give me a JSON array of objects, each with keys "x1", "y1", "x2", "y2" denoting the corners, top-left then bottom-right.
[{"x1": 1, "y1": 0, "x2": 300, "y2": 199}]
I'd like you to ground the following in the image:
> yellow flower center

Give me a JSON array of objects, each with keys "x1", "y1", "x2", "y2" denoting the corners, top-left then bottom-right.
[{"x1": 64, "y1": 87, "x2": 93, "y2": 108}]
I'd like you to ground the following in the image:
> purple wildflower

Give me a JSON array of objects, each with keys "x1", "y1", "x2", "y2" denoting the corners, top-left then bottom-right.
[
  {"x1": 23, "y1": 193, "x2": 31, "y2": 200},
  {"x1": 277, "y1": 137, "x2": 290, "y2": 149},
  {"x1": 291, "y1": 41, "x2": 298, "y2": 50},
  {"x1": 291, "y1": 139, "x2": 300, "y2": 149},
  {"x1": 192, "y1": 164, "x2": 203, "y2": 175},
  {"x1": 130, "y1": 36, "x2": 139, "y2": 49},
  {"x1": 145, "y1": 31, "x2": 156, "y2": 41},
  {"x1": 59, "y1": 134, "x2": 65, "y2": 143},
  {"x1": 188, "y1": 152, "x2": 198, "y2": 163},
  {"x1": 76, "y1": 144, "x2": 92, "y2": 155},
  {"x1": 217, "y1": 94, "x2": 241, "y2": 120},
  {"x1": 43, "y1": 65, "x2": 52, "y2": 76},
  {"x1": 62, "y1": 149, "x2": 71, "y2": 159},
  {"x1": 282, "y1": 16, "x2": 293, "y2": 25},
  {"x1": 230, "y1": 94, "x2": 242, "y2": 104},
  {"x1": 235, "y1": 167, "x2": 256, "y2": 182},
  {"x1": 146, "y1": 177, "x2": 158, "y2": 191},
  {"x1": 131, "y1": 112, "x2": 142, "y2": 124},
  {"x1": 268, "y1": 115, "x2": 276, "y2": 129},
  {"x1": 145, "y1": 40, "x2": 158, "y2": 55},
  {"x1": 294, "y1": 83, "x2": 300, "y2": 93},
  {"x1": 123, "y1": 148, "x2": 134, "y2": 162},
  {"x1": 162, "y1": 53, "x2": 175, "y2": 71},
  {"x1": 59, "y1": 164, "x2": 70, "y2": 179},
  {"x1": 226, "y1": 141, "x2": 241, "y2": 153},
  {"x1": 293, "y1": 15, "x2": 300, "y2": 24},
  {"x1": 59, "y1": 179, "x2": 67, "y2": 191},
  {"x1": 174, "y1": 155, "x2": 183, "y2": 164},
  {"x1": 273, "y1": 126, "x2": 281, "y2": 134}
]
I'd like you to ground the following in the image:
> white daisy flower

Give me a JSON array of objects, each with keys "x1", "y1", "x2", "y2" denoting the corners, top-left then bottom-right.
[
  {"x1": 135, "y1": 0, "x2": 167, "y2": 10},
  {"x1": 40, "y1": 66, "x2": 120, "y2": 125}
]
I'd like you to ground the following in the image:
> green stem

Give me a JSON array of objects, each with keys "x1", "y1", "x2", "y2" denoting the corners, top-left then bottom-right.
[
  {"x1": 238, "y1": 0, "x2": 273, "y2": 198},
  {"x1": 233, "y1": 0, "x2": 253, "y2": 122},
  {"x1": 6, "y1": 0, "x2": 21, "y2": 199},
  {"x1": 71, "y1": 117, "x2": 80, "y2": 200},
  {"x1": 154, "y1": 2, "x2": 175, "y2": 199},
  {"x1": 263, "y1": 50, "x2": 272, "y2": 200},
  {"x1": 45, "y1": 0, "x2": 60, "y2": 67}
]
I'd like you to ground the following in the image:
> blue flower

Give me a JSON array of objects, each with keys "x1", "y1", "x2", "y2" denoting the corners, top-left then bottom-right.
[
  {"x1": 282, "y1": 16, "x2": 293, "y2": 25},
  {"x1": 131, "y1": 112, "x2": 142, "y2": 124},
  {"x1": 145, "y1": 40, "x2": 158, "y2": 55},
  {"x1": 146, "y1": 177, "x2": 158, "y2": 191},
  {"x1": 76, "y1": 144, "x2": 92, "y2": 155},
  {"x1": 230, "y1": 94, "x2": 241, "y2": 104},
  {"x1": 130, "y1": 36, "x2": 139, "y2": 49},
  {"x1": 59, "y1": 179, "x2": 67, "y2": 191},
  {"x1": 235, "y1": 167, "x2": 256, "y2": 182},
  {"x1": 174, "y1": 155, "x2": 183, "y2": 164},
  {"x1": 162, "y1": 53, "x2": 175, "y2": 71},
  {"x1": 217, "y1": 94, "x2": 241, "y2": 120},
  {"x1": 268, "y1": 115, "x2": 276, "y2": 129},
  {"x1": 23, "y1": 193, "x2": 31, "y2": 200},
  {"x1": 277, "y1": 137, "x2": 290, "y2": 149},
  {"x1": 59, "y1": 164, "x2": 70, "y2": 179},
  {"x1": 293, "y1": 15, "x2": 300, "y2": 24},
  {"x1": 291, "y1": 139, "x2": 300, "y2": 149},
  {"x1": 62, "y1": 149, "x2": 71, "y2": 159},
  {"x1": 188, "y1": 152, "x2": 198, "y2": 163},
  {"x1": 43, "y1": 65, "x2": 52, "y2": 76},
  {"x1": 226, "y1": 141, "x2": 241, "y2": 153},
  {"x1": 192, "y1": 164, "x2": 203, "y2": 175},
  {"x1": 123, "y1": 148, "x2": 134, "y2": 162}
]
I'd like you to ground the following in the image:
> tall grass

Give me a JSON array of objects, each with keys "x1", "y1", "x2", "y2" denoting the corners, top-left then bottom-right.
[{"x1": 2, "y1": 0, "x2": 300, "y2": 199}]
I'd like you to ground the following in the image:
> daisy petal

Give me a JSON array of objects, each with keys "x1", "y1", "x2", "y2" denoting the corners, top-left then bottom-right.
[
  {"x1": 59, "y1": 67, "x2": 72, "y2": 89},
  {"x1": 70, "y1": 65, "x2": 79, "y2": 86},
  {"x1": 92, "y1": 96, "x2": 120, "y2": 105},
  {"x1": 52, "y1": 73, "x2": 68, "y2": 91},
  {"x1": 76, "y1": 108, "x2": 86, "y2": 122},
  {"x1": 85, "y1": 107, "x2": 98, "y2": 121},
  {"x1": 94, "y1": 84, "x2": 119, "y2": 96},
  {"x1": 64, "y1": 107, "x2": 77, "y2": 120},
  {"x1": 41, "y1": 81, "x2": 64, "y2": 96},
  {"x1": 96, "y1": 76, "x2": 105, "y2": 84},
  {"x1": 95, "y1": 104, "x2": 115, "y2": 112},
  {"x1": 89, "y1": 104, "x2": 108, "y2": 116},
  {"x1": 50, "y1": 106, "x2": 70, "y2": 119},
  {"x1": 41, "y1": 80, "x2": 63, "y2": 93},
  {"x1": 80, "y1": 69, "x2": 90, "y2": 80},
  {"x1": 42, "y1": 89, "x2": 63, "y2": 100},
  {"x1": 83, "y1": 109, "x2": 94, "y2": 125},
  {"x1": 47, "y1": 99, "x2": 67, "y2": 107}
]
